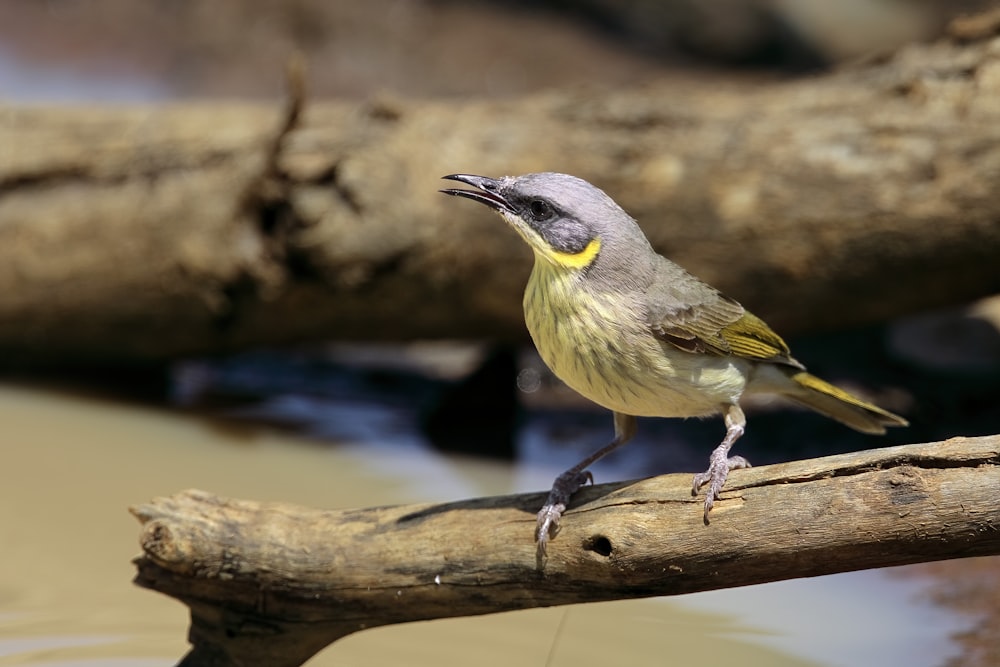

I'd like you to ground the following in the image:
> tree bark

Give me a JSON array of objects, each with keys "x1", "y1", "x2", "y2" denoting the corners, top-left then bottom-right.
[
  {"x1": 3, "y1": 20, "x2": 1000, "y2": 365},
  {"x1": 132, "y1": 435, "x2": 1000, "y2": 667}
]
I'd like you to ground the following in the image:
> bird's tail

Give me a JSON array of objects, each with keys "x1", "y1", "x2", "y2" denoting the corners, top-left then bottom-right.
[{"x1": 783, "y1": 371, "x2": 908, "y2": 435}]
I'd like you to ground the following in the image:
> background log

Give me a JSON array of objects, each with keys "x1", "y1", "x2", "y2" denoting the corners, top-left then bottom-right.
[
  {"x1": 132, "y1": 435, "x2": 1000, "y2": 667},
  {"x1": 3, "y1": 25, "x2": 1000, "y2": 366}
]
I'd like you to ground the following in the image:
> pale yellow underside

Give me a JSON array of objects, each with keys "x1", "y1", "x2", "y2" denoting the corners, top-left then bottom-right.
[{"x1": 523, "y1": 256, "x2": 760, "y2": 419}]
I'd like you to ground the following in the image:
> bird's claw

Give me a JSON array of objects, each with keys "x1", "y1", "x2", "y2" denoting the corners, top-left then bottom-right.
[
  {"x1": 535, "y1": 469, "x2": 593, "y2": 557},
  {"x1": 692, "y1": 455, "x2": 750, "y2": 523},
  {"x1": 535, "y1": 502, "x2": 566, "y2": 557}
]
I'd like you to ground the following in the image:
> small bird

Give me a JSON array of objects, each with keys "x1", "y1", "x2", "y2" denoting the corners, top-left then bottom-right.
[{"x1": 440, "y1": 172, "x2": 907, "y2": 555}]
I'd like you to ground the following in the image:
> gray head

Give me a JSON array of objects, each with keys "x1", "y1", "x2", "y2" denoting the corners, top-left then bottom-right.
[{"x1": 440, "y1": 172, "x2": 654, "y2": 279}]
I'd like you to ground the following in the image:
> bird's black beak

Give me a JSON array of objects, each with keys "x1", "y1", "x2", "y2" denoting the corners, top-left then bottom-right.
[{"x1": 440, "y1": 174, "x2": 514, "y2": 213}]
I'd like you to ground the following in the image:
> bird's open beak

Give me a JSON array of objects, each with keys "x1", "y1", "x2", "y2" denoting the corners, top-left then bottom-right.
[{"x1": 440, "y1": 174, "x2": 515, "y2": 213}]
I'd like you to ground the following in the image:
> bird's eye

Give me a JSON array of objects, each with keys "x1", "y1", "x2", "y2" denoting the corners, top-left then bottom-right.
[{"x1": 527, "y1": 199, "x2": 553, "y2": 221}]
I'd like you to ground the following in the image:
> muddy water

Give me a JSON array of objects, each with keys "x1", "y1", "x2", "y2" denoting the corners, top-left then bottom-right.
[{"x1": 0, "y1": 383, "x2": 972, "y2": 666}]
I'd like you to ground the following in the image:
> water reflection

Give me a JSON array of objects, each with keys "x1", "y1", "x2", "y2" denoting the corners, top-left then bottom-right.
[
  {"x1": 894, "y1": 558, "x2": 1000, "y2": 667},
  {"x1": 0, "y1": 376, "x2": 988, "y2": 666},
  {"x1": 677, "y1": 571, "x2": 967, "y2": 667}
]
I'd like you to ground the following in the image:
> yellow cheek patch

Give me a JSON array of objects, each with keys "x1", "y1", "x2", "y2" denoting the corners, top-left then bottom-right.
[
  {"x1": 545, "y1": 237, "x2": 601, "y2": 269},
  {"x1": 499, "y1": 211, "x2": 601, "y2": 270}
]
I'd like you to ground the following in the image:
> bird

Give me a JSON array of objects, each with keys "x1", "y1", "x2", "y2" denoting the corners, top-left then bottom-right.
[{"x1": 440, "y1": 172, "x2": 907, "y2": 555}]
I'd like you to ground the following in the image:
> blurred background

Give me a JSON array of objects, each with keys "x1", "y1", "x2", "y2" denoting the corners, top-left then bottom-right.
[
  {"x1": 0, "y1": 0, "x2": 994, "y2": 101},
  {"x1": 1, "y1": 1, "x2": 999, "y2": 666}
]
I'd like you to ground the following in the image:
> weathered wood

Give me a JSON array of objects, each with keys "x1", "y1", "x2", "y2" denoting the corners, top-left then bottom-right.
[
  {"x1": 132, "y1": 435, "x2": 1000, "y2": 667},
  {"x1": 3, "y1": 22, "x2": 1000, "y2": 365}
]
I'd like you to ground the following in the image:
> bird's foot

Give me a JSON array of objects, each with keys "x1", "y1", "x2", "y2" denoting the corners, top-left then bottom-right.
[
  {"x1": 536, "y1": 469, "x2": 593, "y2": 557},
  {"x1": 692, "y1": 451, "x2": 750, "y2": 524}
]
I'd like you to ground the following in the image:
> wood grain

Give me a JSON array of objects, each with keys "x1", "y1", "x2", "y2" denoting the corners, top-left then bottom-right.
[{"x1": 132, "y1": 435, "x2": 1000, "y2": 666}]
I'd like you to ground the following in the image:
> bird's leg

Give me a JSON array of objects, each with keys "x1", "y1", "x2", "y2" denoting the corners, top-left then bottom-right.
[
  {"x1": 536, "y1": 412, "x2": 636, "y2": 556},
  {"x1": 691, "y1": 404, "x2": 750, "y2": 523}
]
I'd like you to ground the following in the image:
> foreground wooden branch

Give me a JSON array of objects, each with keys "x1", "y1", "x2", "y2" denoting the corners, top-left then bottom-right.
[
  {"x1": 132, "y1": 435, "x2": 999, "y2": 667},
  {"x1": 3, "y1": 20, "x2": 1000, "y2": 365}
]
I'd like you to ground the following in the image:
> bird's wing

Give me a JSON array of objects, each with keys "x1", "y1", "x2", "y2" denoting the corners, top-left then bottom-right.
[
  {"x1": 717, "y1": 310, "x2": 804, "y2": 368},
  {"x1": 647, "y1": 258, "x2": 803, "y2": 368}
]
